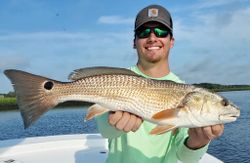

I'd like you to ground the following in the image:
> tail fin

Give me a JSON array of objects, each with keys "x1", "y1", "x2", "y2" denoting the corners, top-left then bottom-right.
[{"x1": 4, "y1": 69, "x2": 60, "y2": 128}]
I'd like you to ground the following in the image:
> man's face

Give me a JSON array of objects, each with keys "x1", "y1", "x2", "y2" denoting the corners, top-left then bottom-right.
[{"x1": 134, "y1": 22, "x2": 174, "y2": 64}]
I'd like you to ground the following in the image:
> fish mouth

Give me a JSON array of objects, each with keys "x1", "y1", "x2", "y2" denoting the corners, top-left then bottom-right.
[{"x1": 219, "y1": 112, "x2": 240, "y2": 122}]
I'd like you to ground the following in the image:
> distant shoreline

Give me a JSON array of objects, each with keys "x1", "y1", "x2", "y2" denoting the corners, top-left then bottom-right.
[
  {"x1": 203, "y1": 88, "x2": 250, "y2": 92},
  {"x1": 193, "y1": 83, "x2": 250, "y2": 92}
]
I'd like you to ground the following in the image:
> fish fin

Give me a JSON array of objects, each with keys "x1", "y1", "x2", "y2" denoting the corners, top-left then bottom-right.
[
  {"x1": 152, "y1": 109, "x2": 179, "y2": 120},
  {"x1": 68, "y1": 66, "x2": 140, "y2": 81},
  {"x1": 85, "y1": 104, "x2": 109, "y2": 121},
  {"x1": 4, "y1": 69, "x2": 60, "y2": 128},
  {"x1": 150, "y1": 125, "x2": 177, "y2": 135}
]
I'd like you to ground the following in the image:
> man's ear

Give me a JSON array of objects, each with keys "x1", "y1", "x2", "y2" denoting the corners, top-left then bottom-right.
[
  {"x1": 170, "y1": 37, "x2": 175, "y2": 48},
  {"x1": 133, "y1": 38, "x2": 136, "y2": 49}
]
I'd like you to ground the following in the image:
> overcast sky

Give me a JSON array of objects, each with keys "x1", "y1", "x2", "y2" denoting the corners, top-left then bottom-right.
[{"x1": 0, "y1": 0, "x2": 250, "y2": 93}]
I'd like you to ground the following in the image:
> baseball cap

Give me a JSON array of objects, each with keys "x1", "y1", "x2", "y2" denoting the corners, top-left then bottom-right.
[{"x1": 135, "y1": 4, "x2": 173, "y2": 31}]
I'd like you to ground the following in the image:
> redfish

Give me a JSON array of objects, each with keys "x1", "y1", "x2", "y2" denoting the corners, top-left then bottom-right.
[{"x1": 4, "y1": 67, "x2": 240, "y2": 134}]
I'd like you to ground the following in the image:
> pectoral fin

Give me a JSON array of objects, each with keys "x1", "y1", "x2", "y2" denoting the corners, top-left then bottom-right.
[
  {"x1": 152, "y1": 109, "x2": 178, "y2": 120},
  {"x1": 150, "y1": 125, "x2": 177, "y2": 135},
  {"x1": 85, "y1": 104, "x2": 109, "y2": 121}
]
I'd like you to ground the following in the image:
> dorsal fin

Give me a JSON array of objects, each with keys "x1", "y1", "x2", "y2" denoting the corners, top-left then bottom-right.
[{"x1": 68, "y1": 66, "x2": 140, "y2": 81}]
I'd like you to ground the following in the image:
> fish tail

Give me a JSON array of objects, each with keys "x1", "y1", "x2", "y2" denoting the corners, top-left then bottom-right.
[{"x1": 4, "y1": 69, "x2": 61, "y2": 128}]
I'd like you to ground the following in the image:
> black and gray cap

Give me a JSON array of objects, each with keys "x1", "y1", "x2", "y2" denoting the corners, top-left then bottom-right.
[{"x1": 135, "y1": 4, "x2": 173, "y2": 31}]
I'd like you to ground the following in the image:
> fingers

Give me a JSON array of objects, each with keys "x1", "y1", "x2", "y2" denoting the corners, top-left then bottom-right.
[
  {"x1": 212, "y1": 124, "x2": 224, "y2": 137},
  {"x1": 108, "y1": 111, "x2": 143, "y2": 132},
  {"x1": 202, "y1": 126, "x2": 215, "y2": 140},
  {"x1": 191, "y1": 124, "x2": 224, "y2": 140},
  {"x1": 132, "y1": 116, "x2": 143, "y2": 132},
  {"x1": 109, "y1": 111, "x2": 123, "y2": 126},
  {"x1": 115, "y1": 112, "x2": 131, "y2": 131},
  {"x1": 187, "y1": 124, "x2": 224, "y2": 149},
  {"x1": 189, "y1": 127, "x2": 206, "y2": 139},
  {"x1": 202, "y1": 124, "x2": 224, "y2": 140},
  {"x1": 123, "y1": 113, "x2": 137, "y2": 132}
]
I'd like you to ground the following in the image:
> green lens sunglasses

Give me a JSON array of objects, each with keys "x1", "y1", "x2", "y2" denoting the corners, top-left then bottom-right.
[{"x1": 136, "y1": 27, "x2": 171, "y2": 38}]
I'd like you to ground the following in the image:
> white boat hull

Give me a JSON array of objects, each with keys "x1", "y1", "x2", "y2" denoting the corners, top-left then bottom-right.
[{"x1": 0, "y1": 134, "x2": 223, "y2": 163}]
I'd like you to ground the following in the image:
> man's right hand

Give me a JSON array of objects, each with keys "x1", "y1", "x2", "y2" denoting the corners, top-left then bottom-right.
[{"x1": 108, "y1": 111, "x2": 143, "y2": 132}]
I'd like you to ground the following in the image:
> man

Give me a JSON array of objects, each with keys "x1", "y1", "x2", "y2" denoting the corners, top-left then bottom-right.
[{"x1": 96, "y1": 4, "x2": 224, "y2": 163}]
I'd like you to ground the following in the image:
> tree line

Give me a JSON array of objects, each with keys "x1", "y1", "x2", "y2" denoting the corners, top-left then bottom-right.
[{"x1": 193, "y1": 83, "x2": 250, "y2": 92}]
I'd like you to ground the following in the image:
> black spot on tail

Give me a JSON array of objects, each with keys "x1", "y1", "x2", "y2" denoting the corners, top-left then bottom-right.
[{"x1": 44, "y1": 81, "x2": 54, "y2": 90}]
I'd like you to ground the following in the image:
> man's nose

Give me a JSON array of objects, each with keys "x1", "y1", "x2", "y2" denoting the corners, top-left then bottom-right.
[{"x1": 147, "y1": 32, "x2": 157, "y2": 42}]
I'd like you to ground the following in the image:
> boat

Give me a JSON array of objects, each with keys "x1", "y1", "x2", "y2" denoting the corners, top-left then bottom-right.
[{"x1": 0, "y1": 134, "x2": 223, "y2": 163}]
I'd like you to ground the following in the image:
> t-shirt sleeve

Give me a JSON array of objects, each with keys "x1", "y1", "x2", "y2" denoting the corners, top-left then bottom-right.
[{"x1": 175, "y1": 128, "x2": 209, "y2": 163}]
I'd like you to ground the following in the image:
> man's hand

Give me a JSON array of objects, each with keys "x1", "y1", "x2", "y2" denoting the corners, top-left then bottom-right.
[
  {"x1": 108, "y1": 111, "x2": 143, "y2": 132},
  {"x1": 186, "y1": 124, "x2": 224, "y2": 149}
]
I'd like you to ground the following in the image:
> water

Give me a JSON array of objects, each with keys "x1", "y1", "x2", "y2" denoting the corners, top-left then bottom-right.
[
  {"x1": 208, "y1": 91, "x2": 250, "y2": 163},
  {"x1": 0, "y1": 91, "x2": 249, "y2": 163},
  {"x1": 0, "y1": 108, "x2": 98, "y2": 140}
]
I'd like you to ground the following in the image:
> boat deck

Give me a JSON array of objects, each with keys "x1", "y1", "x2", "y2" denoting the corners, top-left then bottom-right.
[{"x1": 0, "y1": 134, "x2": 223, "y2": 163}]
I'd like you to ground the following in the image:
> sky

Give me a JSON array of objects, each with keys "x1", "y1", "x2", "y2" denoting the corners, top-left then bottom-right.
[{"x1": 0, "y1": 0, "x2": 250, "y2": 93}]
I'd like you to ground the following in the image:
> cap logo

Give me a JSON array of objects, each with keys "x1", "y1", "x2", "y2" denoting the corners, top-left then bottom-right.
[{"x1": 148, "y1": 8, "x2": 158, "y2": 17}]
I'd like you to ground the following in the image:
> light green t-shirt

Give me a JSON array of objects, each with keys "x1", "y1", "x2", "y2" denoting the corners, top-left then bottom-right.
[{"x1": 96, "y1": 65, "x2": 208, "y2": 163}]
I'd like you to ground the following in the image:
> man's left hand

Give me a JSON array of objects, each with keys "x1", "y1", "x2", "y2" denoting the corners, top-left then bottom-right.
[{"x1": 186, "y1": 124, "x2": 224, "y2": 149}]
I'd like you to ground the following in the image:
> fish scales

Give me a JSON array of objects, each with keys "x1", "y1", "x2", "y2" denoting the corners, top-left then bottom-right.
[
  {"x1": 58, "y1": 74, "x2": 192, "y2": 118},
  {"x1": 59, "y1": 74, "x2": 193, "y2": 119},
  {"x1": 52, "y1": 75, "x2": 161, "y2": 117}
]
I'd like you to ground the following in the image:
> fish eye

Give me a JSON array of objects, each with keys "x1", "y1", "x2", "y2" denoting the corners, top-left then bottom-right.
[
  {"x1": 44, "y1": 81, "x2": 54, "y2": 90},
  {"x1": 221, "y1": 99, "x2": 229, "y2": 106}
]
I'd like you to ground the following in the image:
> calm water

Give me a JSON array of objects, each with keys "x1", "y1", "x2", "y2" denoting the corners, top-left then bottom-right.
[
  {"x1": 0, "y1": 91, "x2": 249, "y2": 163},
  {"x1": 208, "y1": 91, "x2": 250, "y2": 163}
]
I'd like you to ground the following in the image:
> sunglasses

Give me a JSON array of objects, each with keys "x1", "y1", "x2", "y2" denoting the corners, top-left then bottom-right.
[{"x1": 136, "y1": 27, "x2": 171, "y2": 39}]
